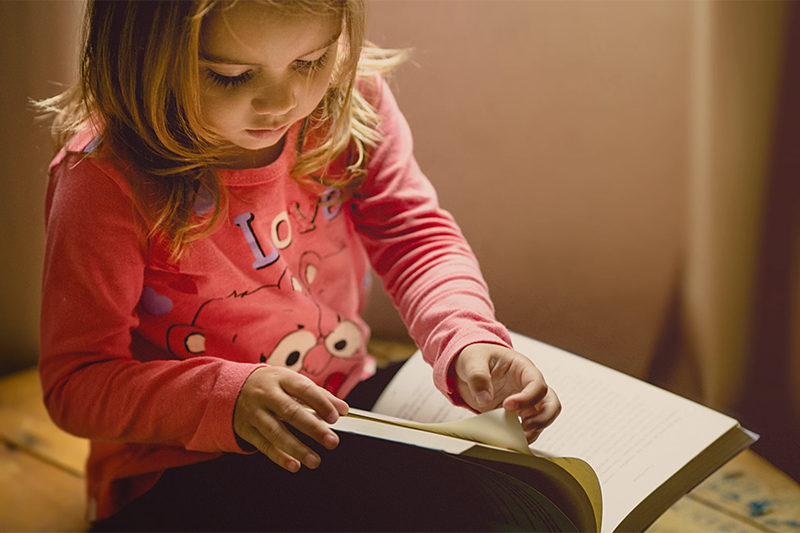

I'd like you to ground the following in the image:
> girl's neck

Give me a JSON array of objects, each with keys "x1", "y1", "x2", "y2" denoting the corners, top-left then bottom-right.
[{"x1": 225, "y1": 134, "x2": 288, "y2": 170}]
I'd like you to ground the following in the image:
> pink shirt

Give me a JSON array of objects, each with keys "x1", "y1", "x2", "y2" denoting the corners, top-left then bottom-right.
[{"x1": 40, "y1": 78, "x2": 511, "y2": 520}]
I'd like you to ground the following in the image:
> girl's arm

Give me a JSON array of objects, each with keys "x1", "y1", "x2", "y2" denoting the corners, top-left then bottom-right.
[
  {"x1": 39, "y1": 151, "x2": 345, "y2": 459},
  {"x1": 350, "y1": 78, "x2": 509, "y2": 395},
  {"x1": 40, "y1": 156, "x2": 251, "y2": 452},
  {"x1": 352, "y1": 79, "x2": 560, "y2": 438}
]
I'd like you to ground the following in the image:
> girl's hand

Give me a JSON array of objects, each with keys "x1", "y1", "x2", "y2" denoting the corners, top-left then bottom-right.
[
  {"x1": 233, "y1": 367, "x2": 349, "y2": 472},
  {"x1": 454, "y1": 343, "x2": 561, "y2": 443}
]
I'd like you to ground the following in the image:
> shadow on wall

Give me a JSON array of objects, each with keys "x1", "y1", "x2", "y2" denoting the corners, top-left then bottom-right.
[{"x1": 732, "y1": 2, "x2": 800, "y2": 483}]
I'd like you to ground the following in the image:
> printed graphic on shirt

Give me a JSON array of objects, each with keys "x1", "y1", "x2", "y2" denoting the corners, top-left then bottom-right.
[
  {"x1": 158, "y1": 184, "x2": 362, "y2": 395},
  {"x1": 193, "y1": 186, "x2": 215, "y2": 217},
  {"x1": 234, "y1": 188, "x2": 342, "y2": 270},
  {"x1": 164, "y1": 263, "x2": 363, "y2": 395},
  {"x1": 139, "y1": 275, "x2": 200, "y2": 316},
  {"x1": 140, "y1": 286, "x2": 173, "y2": 315}
]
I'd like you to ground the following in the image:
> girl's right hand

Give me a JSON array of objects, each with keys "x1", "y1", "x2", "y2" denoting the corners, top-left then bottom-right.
[{"x1": 233, "y1": 367, "x2": 349, "y2": 472}]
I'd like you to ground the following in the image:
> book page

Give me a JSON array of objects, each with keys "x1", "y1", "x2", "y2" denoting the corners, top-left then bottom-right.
[
  {"x1": 331, "y1": 412, "x2": 477, "y2": 455},
  {"x1": 372, "y1": 354, "x2": 475, "y2": 424},
  {"x1": 346, "y1": 407, "x2": 532, "y2": 455},
  {"x1": 371, "y1": 332, "x2": 747, "y2": 533}
]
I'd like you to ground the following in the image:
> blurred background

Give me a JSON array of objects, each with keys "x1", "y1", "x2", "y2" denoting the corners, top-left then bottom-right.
[{"x1": 1, "y1": 0, "x2": 798, "y2": 481}]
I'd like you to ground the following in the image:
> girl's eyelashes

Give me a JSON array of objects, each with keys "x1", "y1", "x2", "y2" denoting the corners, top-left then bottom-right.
[
  {"x1": 205, "y1": 69, "x2": 253, "y2": 89},
  {"x1": 293, "y1": 49, "x2": 332, "y2": 75},
  {"x1": 203, "y1": 47, "x2": 333, "y2": 89}
]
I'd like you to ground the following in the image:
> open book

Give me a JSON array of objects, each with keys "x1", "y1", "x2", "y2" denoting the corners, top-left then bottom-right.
[{"x1": 331, "y1": 331, "x2": 757, "y2": 533}]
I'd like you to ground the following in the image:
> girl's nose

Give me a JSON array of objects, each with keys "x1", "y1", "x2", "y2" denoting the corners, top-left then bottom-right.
[{"x1": 251, "y1": 79, "x2": 297, "y2": 116}]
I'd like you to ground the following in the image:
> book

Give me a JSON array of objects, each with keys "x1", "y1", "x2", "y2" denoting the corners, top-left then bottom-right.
[{"x1": 330, "y1": 331, "x2": 757, "y2": 533}]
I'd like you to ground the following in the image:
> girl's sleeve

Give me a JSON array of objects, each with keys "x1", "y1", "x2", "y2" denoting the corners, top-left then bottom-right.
[
  {"x1": 39, "y1": 153, "x2": 258, "y2": 452},
  {"x1": 351, "y1": 78, "x2": 513, "y2": 404}
]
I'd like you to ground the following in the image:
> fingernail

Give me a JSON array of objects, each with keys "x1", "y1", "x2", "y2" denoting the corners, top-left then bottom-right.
[
  {"x1": 477, "y1": 391, "x2": 492, "y2": 405},
  {"x1": 305, "y1": 453, "x2": 320, "y2": 468},
  {"x1": 287, "y1": 459, "x2": 300, "y2": 473},
  {"x1": 323, "y1": 433, "x2": 338, "y2": 449}
]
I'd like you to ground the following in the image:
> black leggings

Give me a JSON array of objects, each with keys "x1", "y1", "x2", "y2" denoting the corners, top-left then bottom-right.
[{"x1": 91, "y1": 364, "x2": 576, "y2": 532}]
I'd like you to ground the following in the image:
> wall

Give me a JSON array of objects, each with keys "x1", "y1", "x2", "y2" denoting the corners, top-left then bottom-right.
[
  {"x1": 365, "y1": 1, "x2": 690, "y2": 381},
  {"x1": 0, "y1": 1, "x2": 82, "y2": 375}
]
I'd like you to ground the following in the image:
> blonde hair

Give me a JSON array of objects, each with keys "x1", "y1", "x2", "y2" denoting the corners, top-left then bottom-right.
[{"x1": 37, "y1": 0, "x2": 406, "y2": 260}]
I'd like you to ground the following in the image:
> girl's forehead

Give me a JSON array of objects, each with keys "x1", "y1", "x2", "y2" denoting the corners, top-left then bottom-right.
[
  {"x1": 213, "y1": 0, "x2": 347, "y2": 15},
  {"x1": 201, "y1": 2, "x2": 342, "y2": 63},
  {"x1": 205, "y1": 0, "x2": 342, "y2": 23}
]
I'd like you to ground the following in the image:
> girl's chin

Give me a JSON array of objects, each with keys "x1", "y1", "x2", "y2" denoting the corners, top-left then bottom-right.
[
  {"x1": 234, "y1": 136, "x2": 281, "y2": 151},
  {"x1": 226, "y1": 137, "x2": 288, "y2": 169}
]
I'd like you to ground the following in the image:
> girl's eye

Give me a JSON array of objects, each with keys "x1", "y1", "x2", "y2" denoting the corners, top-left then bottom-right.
[
  {"x1": 293, "y1": 49, "x2": 332, "y2": 75},
  {"x1": 205, "y1": 69, "x2": 253, "y2": 89}
]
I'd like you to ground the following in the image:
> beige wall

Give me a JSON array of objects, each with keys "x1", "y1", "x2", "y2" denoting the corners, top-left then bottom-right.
[
  {"x1": 365, "y1": 1, "x2": 691, "y2": 379},
  {"x1": 0, "y1": 1, "x2": 82, "y2": 375}
]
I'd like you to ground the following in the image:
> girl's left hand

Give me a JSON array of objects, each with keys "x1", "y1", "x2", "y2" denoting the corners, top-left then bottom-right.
[{"x1": 453, "y1": 343, "x2": 561, "y2": 443}]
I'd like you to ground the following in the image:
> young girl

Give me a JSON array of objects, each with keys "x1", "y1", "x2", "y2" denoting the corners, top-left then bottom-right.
[{"x1": 38, "y1": 1, "x2": 562, "y2": 530}]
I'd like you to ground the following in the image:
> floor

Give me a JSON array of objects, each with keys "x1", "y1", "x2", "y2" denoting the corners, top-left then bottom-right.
[{"x1": 1, "y1": 338, "x2": 798, "y2": 532}]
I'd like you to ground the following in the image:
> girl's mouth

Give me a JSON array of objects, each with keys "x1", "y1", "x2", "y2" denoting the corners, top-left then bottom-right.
[{"x1": 246, "y1": 123, "x2": 290, "y2": 139}]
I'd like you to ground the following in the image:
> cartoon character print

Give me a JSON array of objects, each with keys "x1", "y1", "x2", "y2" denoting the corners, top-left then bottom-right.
[
  {"x1": 165, "y1": 255, "x2": 365, "y2": 396},
  {"x1": 267, "y1": 248, "x2": 364, "y2": 394},
  {"x1": 158, "y1": 185, "x2": 367, "y2": 395}
]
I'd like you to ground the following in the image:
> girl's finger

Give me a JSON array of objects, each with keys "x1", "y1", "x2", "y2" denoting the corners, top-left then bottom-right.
[
  {"x1": 520, "y1": 391, "x2": 561, "y2": 431},
  {"x1": 456, "y1": 351, "x2": 495, "y2": 408},
  {"x1": 282, "y1": 373, "x2": 348, "y2": 424},
  {"x1": 524, "y1": 427, "x2": 543, "y2": 444},
  {"x1": 248, "y1": 428, "x2": 302, "y2": 472},
  {"x1": 251, "y1": 408, "x2": 322, "y2": 469},
  {"x1": 503, "y1": 376, "x2": 548, "y2": 411},
  {"x1": 235, "y1": 417, "x2": 303, "y2": 472},
  {"x1": 267, "y1": 393, "x2": 340, "y2": 451}
]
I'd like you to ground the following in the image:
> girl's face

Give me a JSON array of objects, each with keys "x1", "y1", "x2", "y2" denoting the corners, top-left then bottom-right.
[{"x1": 199, "y1": 2, "x2": 341, "y2": 168}]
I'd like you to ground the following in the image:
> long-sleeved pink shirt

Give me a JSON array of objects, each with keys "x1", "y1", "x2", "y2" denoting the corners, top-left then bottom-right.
[{"x1": 40, "y1": 78, "x2": 512, "y2": 520}]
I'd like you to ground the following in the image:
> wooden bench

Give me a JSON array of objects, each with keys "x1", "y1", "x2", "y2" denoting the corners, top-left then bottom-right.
[{"x1": 2, "y1": 339, "x2": 798, "y2": 532}]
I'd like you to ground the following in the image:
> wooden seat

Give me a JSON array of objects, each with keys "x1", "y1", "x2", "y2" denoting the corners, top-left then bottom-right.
[
  {"x1": 2, "y1": 339, "x2": 798, "y2": 532},
  {"x1": 0, "y1": 366, "x2": 89, "y2": 532}
]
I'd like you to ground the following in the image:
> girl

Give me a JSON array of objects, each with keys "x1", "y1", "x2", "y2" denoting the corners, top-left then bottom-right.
[{"x1": 38, "y1": 1, "x2": 562, "y2": 530}]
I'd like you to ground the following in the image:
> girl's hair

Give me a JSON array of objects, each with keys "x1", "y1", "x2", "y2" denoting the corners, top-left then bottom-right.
[{"x1": 37, "y1": 0, "x2": 406, "y2": 260}]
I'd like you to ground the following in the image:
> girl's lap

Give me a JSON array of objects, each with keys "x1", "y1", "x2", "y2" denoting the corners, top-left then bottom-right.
[{"x1": 93, "y1": 430, "x2": 568, "y2": 532}]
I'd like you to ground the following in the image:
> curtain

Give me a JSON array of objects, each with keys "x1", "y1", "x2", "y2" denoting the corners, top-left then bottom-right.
[{"x1": 683, "y1": 0, "x2": 799, "y2": 480}]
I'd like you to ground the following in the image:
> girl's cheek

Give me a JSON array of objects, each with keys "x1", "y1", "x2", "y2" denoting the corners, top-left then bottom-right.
[
  {"x1": 306, "y1": 79, "x2": 331, "y2": 110},
  {"x1": 203, "y1": 93, "x2": 245, "y2": 124}
]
